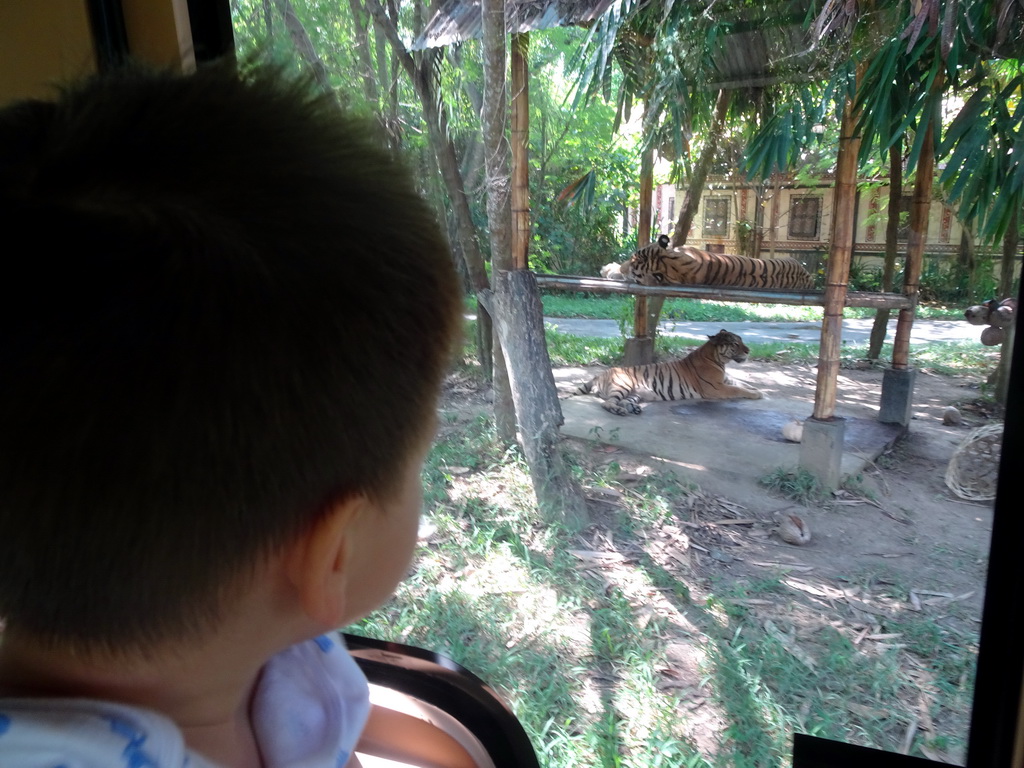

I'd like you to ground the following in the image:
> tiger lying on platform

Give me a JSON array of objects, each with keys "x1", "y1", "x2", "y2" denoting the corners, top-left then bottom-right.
[
  {"x1": 625, "y1": 238, "x2": 814, "y2": 290},
  {"x1": 577, "y1": 329, "x2": 763, "y2": 416}
]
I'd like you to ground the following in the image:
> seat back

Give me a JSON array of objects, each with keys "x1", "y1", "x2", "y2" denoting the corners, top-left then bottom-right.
[{"x1": 344, "y1": 633, "x2": 540, "y2": 768}]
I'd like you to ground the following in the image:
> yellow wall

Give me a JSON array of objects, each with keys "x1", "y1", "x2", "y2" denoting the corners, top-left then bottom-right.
[
  {"x1": 0, "y1": 0, "x2": 96, "y2": 104},
  {"x1": 122, "y1": 0, "x2": 195, "y2": 71},
  {"x1": 1, "y1": 0, "x2": 194, "y2": 107}
]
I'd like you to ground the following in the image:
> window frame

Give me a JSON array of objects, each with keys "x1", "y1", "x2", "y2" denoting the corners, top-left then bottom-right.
[
  {"x1": 702, "y1": 196, "x2": 731, "y2": 237},
  {"x1": 788, "y1": 195, "x2": 822, "y2": 240}
]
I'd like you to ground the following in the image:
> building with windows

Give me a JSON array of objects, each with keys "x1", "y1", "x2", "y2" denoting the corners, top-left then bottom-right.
[{"x1": 648, "y1": 175, "x2": 1014, "y2": 279}]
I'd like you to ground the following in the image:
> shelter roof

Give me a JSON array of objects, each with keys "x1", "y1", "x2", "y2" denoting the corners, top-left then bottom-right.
[
  {"x1": 411, "y1": 0, "x2": 616, "y2": 50},
  {"x1": 411, "y1": 0, "x2": 831, "y2": 89}
]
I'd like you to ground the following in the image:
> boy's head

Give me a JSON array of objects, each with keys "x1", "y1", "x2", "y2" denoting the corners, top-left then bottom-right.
[{"x1": 0, "y1": 64, "x2": 461, "y2": 654}]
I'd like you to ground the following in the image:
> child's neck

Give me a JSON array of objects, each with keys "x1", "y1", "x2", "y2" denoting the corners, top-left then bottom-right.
[{"x1": 0, "y1": 580, "x2": 307, "y2": 768}]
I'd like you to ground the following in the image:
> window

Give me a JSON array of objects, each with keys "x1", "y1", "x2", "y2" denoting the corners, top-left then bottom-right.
[
  {"x1": 702, "y1": 197, "x2": 730, "y2": 236},
  {"x1": 789, "y1": 196, "x2": 821, "y2": 239}
]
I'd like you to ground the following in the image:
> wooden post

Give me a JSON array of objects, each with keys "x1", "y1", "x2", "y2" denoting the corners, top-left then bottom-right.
[
  {"x1": 812, "y1": 78, "x2": 861, "y2": 420},
  {"x1": 510, "y1": 32, "x2": 530, "y2": 271},
  {"x1": 625, "y1": 139, "x2": 655, "y2": 365},
  {"x1": 893, "y1": 73, "x2": 941, "y2": 369}
]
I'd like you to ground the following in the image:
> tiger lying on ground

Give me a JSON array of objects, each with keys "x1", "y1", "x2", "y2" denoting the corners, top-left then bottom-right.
[
  {"x1": 625, "y1": 238, "x2": 814, "y2": 290},
  {"x1": 577, "y1": 329, "x2": 763, "y2": 416}
]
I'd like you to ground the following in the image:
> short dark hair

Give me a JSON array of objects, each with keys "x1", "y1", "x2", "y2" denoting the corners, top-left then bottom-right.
[{"x1": 0, "y1": 63, "x2": 461, "y2": 652}]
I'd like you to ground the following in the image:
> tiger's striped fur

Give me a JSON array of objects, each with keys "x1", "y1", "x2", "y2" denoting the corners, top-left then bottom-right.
[
  {"x1": 577, "y1": 329, "x2": 762, "y2": 416},
  {"x1": 625, "y1": 244, "x2": 814, "y2": 290}
]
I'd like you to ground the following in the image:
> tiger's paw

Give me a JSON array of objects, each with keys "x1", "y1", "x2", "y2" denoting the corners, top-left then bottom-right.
[{"x1": 602, "y1": 400, "x2": 641, "y2": 416}]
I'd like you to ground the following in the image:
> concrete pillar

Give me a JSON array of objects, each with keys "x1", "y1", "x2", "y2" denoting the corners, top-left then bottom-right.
[
  {"x1": 623, "y1": 336, "x2": 655, "y2": 367},
  {"x1": 879, "y1": 367, "x2": 918, "y2": 426},
  {"x1": 799, "y1": 416, "x2": 846, "y2": 491}
]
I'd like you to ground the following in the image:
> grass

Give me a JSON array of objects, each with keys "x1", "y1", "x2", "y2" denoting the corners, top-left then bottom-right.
[
  {"x1": 539, "y1": 293, "x2": 965, "y2": 323},
  {"x1": 758, "y1": 467, "x2": 824, "y2": 504},
  {"x1": 347, "y1": 414, "x2": 979, "y2": 766},
  {"x1": 542, "y1": 324, "x2": 995, "y2": 377},
  {"x1": 373, "y1": 312, "x2": 986, "y2": 765}
]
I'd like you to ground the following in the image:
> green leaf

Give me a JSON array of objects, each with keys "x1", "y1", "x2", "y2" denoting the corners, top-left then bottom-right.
[
  {"x1": 938, "y1": 87, "x2": 991, "y2": 155},
  {"x1": 941, "y1": 128, "x2": 987, "y2": 185},
  {"x1": 557, "y1": 170, "x2": 598, "y2": 213}
]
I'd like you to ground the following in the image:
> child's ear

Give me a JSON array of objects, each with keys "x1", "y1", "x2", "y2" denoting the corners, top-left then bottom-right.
[{"x1": 284, "y1": 495, "x2": 368, "y2": 630}]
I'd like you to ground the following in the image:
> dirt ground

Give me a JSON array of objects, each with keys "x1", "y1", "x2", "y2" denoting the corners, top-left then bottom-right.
[
  {"x1": 443, "y1": 358, "x2": 1000, "y2": 762},
  {"x1": 560, "y1": 359, "x2": 997, "y2": 624},
  {"x1": 558, "y1": 359, "x2": 998, "y2": 763}
]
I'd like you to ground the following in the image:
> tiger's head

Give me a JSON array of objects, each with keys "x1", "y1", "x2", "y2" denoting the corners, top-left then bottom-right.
[
  {"x1": 707, "y1": 329, "x2": 750, "y2": 363},
  {"x1": 625, "y1": 242, "x2": 705, "y2": 286},
  {"x1": 624, "y1": 234, "x2": 673, "y2": 285}
]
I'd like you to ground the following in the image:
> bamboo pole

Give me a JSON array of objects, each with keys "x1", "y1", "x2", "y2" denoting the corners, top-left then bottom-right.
[
  {"x1": 893, "y1": 73, "x2": 942, "y2": 369},
  {"x1": 533, "y1": 275, "x2": 911, "y2": 309},
  {"x1": 812, "y1": 75, "x2": 862, "y2": 421},
  {"x1": 510, "y1": 32, "x2": 530, "y2": 271}
]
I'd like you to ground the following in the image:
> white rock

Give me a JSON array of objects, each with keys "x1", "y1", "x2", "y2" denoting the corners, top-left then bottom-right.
[{"x1": 782, "y1": 420, "x2": 804, "y2": 442}]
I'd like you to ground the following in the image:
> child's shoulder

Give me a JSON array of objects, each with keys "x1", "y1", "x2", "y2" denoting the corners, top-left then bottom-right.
[{"x1": 0, "y1": 697, "x2": 217, "y2": 768}]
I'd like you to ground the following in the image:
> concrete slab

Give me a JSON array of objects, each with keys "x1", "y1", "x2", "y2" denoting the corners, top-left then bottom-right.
[{"x1": 560, "y1": 392, "x2": 904, "y2": 489}]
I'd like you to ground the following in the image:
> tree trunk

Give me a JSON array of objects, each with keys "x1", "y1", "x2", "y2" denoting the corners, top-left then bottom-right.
[
  {"x1": 450, "y1": 47, "x2": 485, "y2": 195},
  {"x1": 671, "y1": 89, "x2": 731, "y2": 248},
  {"x1": 868, "y1": 137, "x2": 903, "y2": 360},
  {"x1": 630, "y1": 88, "x2": 731, "y2": 363},
  {"x1": 363, "y1": 0, "x2": 496, "y2": 385},
  {"x1": 347, "y1": 0, "x2": 380, "y2": 104},
  {"x1": 479, "y1": 0, "x2": 585, "y2": 522},
  {"x1": 364, "y1": 0, "x2": 487, "y2": 294},
  {"x1": 625, "y1": 133, "x2": 656, "y2": 365},
  {"x1": 483, "y1": 273, "x2": 588, "y2": 526},
  {"x1": 480, "y1": 0, "x2": 516, "y2": 445},
  {"x1": 768, "y1": 174, "x2": 781, "y2": 257},
  {"x1": 273, "y1": 0, "x2": 333, "y2": 95},
  {"x1": 262, "y1": 0, "x2": 274, "y2": 36},
  {"x1": 379, "y1": 0, "x2": 401, "y2": 148}
]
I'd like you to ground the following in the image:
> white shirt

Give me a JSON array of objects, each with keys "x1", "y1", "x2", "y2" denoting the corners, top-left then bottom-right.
[{"x1": 0, "y1": 634, "x2": 370, "y2": 768}]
